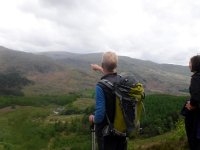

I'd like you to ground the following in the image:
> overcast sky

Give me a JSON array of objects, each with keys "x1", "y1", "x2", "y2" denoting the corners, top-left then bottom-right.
[{"x1": 0, "y1": 0, "x2": 200, "y2": 65}]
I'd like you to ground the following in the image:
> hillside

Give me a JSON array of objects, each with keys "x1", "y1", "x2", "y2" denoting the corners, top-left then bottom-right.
[
  {"x1": 0, "y1": 94, "x2": 188, "y2": 150},
  {"x1": 0, "y1": 46, "x2": 191, "y2": 95},
  {"x1": 0, "y1": 46, "x2": 63, "y2": 74},
  {"x1": 40, "y1": 51, "x2": 191, "y2": 95}
]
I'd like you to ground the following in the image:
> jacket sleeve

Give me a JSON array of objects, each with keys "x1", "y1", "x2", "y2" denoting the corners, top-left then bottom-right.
[
  {"x1": 94, "y1": 85, "x2": 105, "y2": 124},
  {"x1": 190, "y1": 75, "x2": 200, "y2": 109}
]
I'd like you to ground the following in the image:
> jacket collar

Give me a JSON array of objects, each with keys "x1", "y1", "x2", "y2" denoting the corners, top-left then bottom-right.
[
  {"x1": 101, "y1": 72, "x2": 117, "y2": 80},
  {"x1": 192, "y1": 72, "x2": 200, "y2": 77}
]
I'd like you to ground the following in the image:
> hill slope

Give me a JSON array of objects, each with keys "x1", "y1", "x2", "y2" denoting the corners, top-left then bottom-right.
[
  {"x1": 0, "y1": 46, "x2": 191, "y2": 95},
  {"x1": 0, "y1": 46, "x2": 63, "y2": 74},
  {"x1": 41, "y1": 51, "x2": 191, "y2": 94}
]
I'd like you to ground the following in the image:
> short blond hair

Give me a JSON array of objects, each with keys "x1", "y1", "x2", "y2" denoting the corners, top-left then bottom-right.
[{"x1": 101, "y1": 51, "x2": 118, "y2": 72}]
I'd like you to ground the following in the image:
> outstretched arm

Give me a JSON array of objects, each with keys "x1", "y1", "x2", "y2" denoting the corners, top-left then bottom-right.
[{"x1": 91, "y1": 64, "x2": 104, "y2": 74}]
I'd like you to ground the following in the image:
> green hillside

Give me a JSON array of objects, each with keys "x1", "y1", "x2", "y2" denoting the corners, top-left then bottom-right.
[{"x1": 0, "y1": 93, "x2": 189, "y2": 150}]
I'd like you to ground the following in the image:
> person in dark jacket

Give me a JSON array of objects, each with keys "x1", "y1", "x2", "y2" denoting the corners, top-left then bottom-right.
[
  {"x1": 89, "y1": 51, "x2": 127, "y2": 150},
  {"x1": 184, "y1": 55, "x2": 200, "y2": 150}
]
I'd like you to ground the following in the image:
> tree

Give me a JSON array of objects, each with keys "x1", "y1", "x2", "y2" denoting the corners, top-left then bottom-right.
[{"x1": 0, "y1": 71, "x2": 32, "y2": 95}]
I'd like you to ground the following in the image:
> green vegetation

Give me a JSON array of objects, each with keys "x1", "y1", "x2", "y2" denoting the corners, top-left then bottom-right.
[
  {"x1": 0, "y1": 95, "x2": 91, "y2": 150},
  {"x1": 141, "y1": 94, "x2": 187, "y2": 136},
  {"x1": 0, "y1": 92, "x2": 189, "y2": 150},
  {"x1": 0, "y1": 94, "x2": 79, "y2": 108},
  {"x1": 129, "y1": 119, "x2": 188, "y2": 150},
  {"x1": 0, "y1": 71, "x2": 32, "y2": 96}
]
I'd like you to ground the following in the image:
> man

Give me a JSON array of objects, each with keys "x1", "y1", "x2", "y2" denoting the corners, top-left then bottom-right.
[{"x1": 89, "y1": 51, "x2": 127, "y2": 150}]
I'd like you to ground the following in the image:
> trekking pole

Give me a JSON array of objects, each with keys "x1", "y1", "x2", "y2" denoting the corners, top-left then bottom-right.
[{"x1": 91, "y1": 124, "x2": 96, "y2": 150}]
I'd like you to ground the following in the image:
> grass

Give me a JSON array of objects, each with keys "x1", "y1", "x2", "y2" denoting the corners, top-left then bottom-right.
[
  {"x1": 72, "y1": 98, "x2": 94, "y2": 110},
  {"x1": 0, "y1": 106, "x2": 55, "y2": 150},
  {"x1": 128, "y1": 131, "x2": 188, "y2": 150},
  {"x1": 0, "y1": 98, "x2": 92, "y2": 150},
  {"x1": 0, "y1": 94, "x2": 78, "y2": 108},
  {"x1": 46, "y1": 114, "x2": 83, "y2": 123}
]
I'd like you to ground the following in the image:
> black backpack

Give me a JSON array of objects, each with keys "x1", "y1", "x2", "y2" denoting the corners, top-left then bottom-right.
[{"x1": 98, "y1": 75, "x2": 145, "y2": 137}]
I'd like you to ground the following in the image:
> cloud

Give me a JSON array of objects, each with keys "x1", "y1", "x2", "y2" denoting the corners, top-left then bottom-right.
[{"x1": 0, "y1": 0, "x2": 200, "y2": 65}]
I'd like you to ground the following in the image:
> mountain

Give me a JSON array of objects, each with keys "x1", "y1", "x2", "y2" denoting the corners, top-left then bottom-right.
[
  {"x1": 0, "y1": 46, "x2": 63, "y2": 74},
  {"x1": 0, "y1": 46, "x2": 191, "y2": 95},
  {"x1": 40, "y1": 51, "x2": 191, "y2": 94}
]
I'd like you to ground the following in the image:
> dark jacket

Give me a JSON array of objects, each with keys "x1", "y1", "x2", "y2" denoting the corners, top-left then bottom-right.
[
  {"x1": 190, "y1": 72, "x2": 200, "y2": 109},
  {"x1": 190, "y1": 72, "x2": 200, "y2": 140},
  {"x1": 185, "y1": 72, "x2": 200, "y2": 149}
]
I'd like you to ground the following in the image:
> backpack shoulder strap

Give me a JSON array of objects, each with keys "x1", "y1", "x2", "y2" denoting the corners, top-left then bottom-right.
[
  {"x1": 98, "y1": 74, "x2": 122, "y2": 89},
  {"x1": 98, "y1": 79, "x2": 114, "y2": 91},
  {"x1": 97, "y1": 79, "x2": 115, "y2": 133}
]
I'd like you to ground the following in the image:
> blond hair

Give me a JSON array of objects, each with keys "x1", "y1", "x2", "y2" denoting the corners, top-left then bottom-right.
[{"x1": 101, "y1": 51, "x2": 118, "y2": 72}]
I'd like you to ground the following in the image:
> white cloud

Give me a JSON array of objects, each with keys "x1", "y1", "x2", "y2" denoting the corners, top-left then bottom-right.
[{"x1": 0, "y1": 0, "x2": 200, "y2": 65}]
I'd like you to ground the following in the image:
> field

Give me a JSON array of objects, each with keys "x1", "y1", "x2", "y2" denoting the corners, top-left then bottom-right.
[{"x1": 0, "y1": 92, "x2": 189, "y2": 150}]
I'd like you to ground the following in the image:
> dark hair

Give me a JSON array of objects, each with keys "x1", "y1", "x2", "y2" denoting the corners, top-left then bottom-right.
[{"x1": 190, "y1": 55, "x2": 200, "y2": 72}]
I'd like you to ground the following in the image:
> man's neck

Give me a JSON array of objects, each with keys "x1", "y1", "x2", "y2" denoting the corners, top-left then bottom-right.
[{"x1": 103, "y1": 70, "x2": 116, "y2": 75}]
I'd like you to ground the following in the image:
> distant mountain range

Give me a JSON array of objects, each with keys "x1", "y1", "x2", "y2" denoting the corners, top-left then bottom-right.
[{"x1": 0, "y1": 46, "x2": 191, "y2": 95}]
